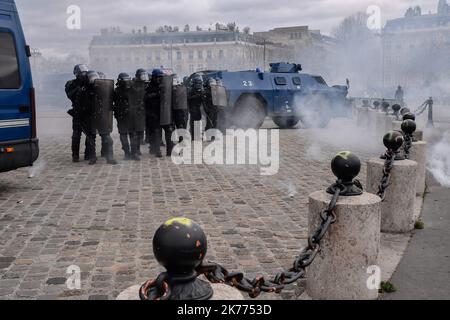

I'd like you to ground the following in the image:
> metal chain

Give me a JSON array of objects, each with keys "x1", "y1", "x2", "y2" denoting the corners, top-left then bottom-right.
[
  {"x1": 377, "y1": 150, "x2": 395, "y2": 201},
  {"x1": 403, "y1": 133, "x2": 413, "y2": 159},
  {"x1": 139, "y1": 272, "x2": 171, "y2": 300},
  {"x1": 193, "y1": 182, "x2": 344, "y2": 299},
  {"x1": 414, "y1": 100, "x2": 428, "y2": 116}
]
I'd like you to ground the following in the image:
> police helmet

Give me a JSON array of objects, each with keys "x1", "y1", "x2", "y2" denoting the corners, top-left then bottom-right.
[
  {"x1": 86, "y1": 70, "x2": 100, "y2": 84},
  {"x1": 152, "y1": 69, "x2": 164, "y2": 77},
  {"x1": 117, "y1": 72, "x2": 132, "y2": 82},
  {"x1": 192, "y1": 73, "x2": 203, "y2": 84},
  {"x1": 73, "y1": 64, "x2": 89, "y2": 77},
  {"x1": 135, "y1": 69, "x2": 149, "y2": 81}
]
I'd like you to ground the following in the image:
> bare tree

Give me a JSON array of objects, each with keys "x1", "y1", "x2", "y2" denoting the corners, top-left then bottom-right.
[
  {"x1": 332, "y1": 12, "x2": 372, "y2": 43},
  {"x1": 184, "y1": 24, "x2": 190, "y2": 32}
]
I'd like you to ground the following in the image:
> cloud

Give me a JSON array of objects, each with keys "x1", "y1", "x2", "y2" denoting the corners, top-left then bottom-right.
[{"x1": 14, "y1": 0, "x2": 440, "y2": 57}]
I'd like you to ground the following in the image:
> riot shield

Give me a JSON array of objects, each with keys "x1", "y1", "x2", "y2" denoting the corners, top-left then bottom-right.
[
  {"x1": 93, "y1": 79, "x2": 114, "y2": 134},
  {"x1": 160, "y1": 75, "x2": 173, "y2": 126},
  {"x1": 210, "y1": 84, "x2": 228, "y2": 108},
  {"x1": 129, "y1": 80, "x2": 147, "y2": 132},
  {"x1": 172, "y1": 84, "x2": 188, "y2": 110}
]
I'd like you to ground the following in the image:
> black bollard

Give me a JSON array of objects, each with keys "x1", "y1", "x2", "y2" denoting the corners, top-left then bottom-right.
[
  {"x1": 392, "y1": 104, "x2": 402, "y2": 120},
  {"x1": 139, "y1": 217, "x2": 214, "y2": 300},
  {"x1": 402, "y1": 112, "x2": 416, "y2": 121},
  {"x1": 381, "y1": 131, "x2": 405, "y2": 161},
  {"x1": 427, "y1": 97, "x2": 434, "y2": 128},
  {"x1": 373, "y1": 101, "x2": 381, "y2": 110},
  {"x1": 326, "y1": 151, "x2": 363, "y2": 196},
  {"x1": 400, "y1": 107, "x2": 411, "y2": 117},
  {"x1": 401, "y1": 120, "x2": 417, "y2": 159}
]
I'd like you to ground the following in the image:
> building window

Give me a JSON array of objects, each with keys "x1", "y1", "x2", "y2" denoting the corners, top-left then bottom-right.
[
  {"x1": 198, "y1": 50, "x2": 203, "y2": 59},
  {"x1": 156, "y1": 51, "x2": 161, "y2": 61},
  {"x1": 189, "y1": 64, "x2": 194, "y2": 73},
  {"x1": 197, "y1": 64, "x2": 203, "y2": 71},
  {"x1": 189, "y1": 51, "x2": 194, "y2": 60},
  {"x1": 219, "y1": 50, "x2": 224, "y2": 58},
  {"x1": 177, "y1": 51, "x2": 182, "y2": 60},
  {"x1": 147, "y1": 53, "x2": 152, "y2": 61},
  {"x1": 207, "y1": 50, "x2": 212, "y2": 59}
]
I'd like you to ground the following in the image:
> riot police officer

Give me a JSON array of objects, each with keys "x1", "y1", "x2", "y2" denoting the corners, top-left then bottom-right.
[
  {"x1": 113, "y1": 73, "x2": 136, "y2": 160},
  {"x1": 81, "y1": 70, "x2": 117, "y2": 165},
  {"x1": 187, "y1": 73, "x2": 204, "y2": 140},
  {"x1": 134, "y1": 69, "x2": 149, "y2": 152},
  {"x1": 65, "y1": 64, "x2": 90, "y2": 162},
  {"x1": 203, "y1": 77, "x2": 219, "y2": 132},
  {"x1": 145, "y1": 69, "x2": 175, "y2": 157},
  {"x1": 172, "y1": 75, "x2": 189, "y2": 142}
]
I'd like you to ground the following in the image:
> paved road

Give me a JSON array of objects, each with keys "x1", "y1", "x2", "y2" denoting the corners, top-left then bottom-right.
[
  {"x1": 382, "y1": 174, "x2": 450, "y2": 300},
  {"x1": 1, "y1": 111, "x2": 447, "y2": 300},
  {"x1": 0, "y1": 113, "x2": 388, "y2": 300}
]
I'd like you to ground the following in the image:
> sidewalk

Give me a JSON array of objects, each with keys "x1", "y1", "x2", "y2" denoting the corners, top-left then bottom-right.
[{"x1": 382, "y1": 174, "x2": 450, "y2": 300}]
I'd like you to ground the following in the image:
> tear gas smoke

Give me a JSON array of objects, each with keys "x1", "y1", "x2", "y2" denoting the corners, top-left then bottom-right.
[
  {"x1": 427, "y1": 132, "x2": 450, "y2": 188},
  {"x1": 28, "y1": 159, "x2": 47, "y2": 178},
  {"x1": 277, "y1": 180, "x2": 298, "y2": 198}
]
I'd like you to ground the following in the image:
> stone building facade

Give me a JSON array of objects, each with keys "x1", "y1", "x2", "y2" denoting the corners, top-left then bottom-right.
[
  {"x1": 382, "y1": 0, "x2": 450, "y2": 96},
  {"x1": 89, "y1": 29, "x2": 291, "y2": 78},
  {"x1": 254, "y1": 26, "x2": 337, "y2": 75}
]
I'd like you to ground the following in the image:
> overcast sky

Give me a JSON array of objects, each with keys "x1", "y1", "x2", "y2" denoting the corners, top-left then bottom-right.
[{"x1": 15, "y1": 0, "x2": 439, "y2": 57}]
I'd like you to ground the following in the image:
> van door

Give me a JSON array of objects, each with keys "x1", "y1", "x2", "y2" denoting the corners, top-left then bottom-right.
[
  {"x1": 0, "y1": 14, "x2": 32, "y2": 143},
  {"x1": 271, "y1": 75, "x2": 294, "y2": 115}
]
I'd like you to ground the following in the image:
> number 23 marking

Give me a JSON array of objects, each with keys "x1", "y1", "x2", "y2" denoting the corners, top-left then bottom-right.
[{"x1": 242, "y1": 81, "x2": 254, "y2": 87}]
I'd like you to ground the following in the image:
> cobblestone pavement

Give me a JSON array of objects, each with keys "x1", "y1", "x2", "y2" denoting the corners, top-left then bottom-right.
[{"x1": 0, "y1": 114, "x2": 388, "y2": 300}]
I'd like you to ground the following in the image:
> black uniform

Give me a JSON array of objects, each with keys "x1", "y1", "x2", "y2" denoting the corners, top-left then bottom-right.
[
  {"x1": 145, "y1": 76, "x2": 175, "y2": 157},
  {"x1": 203, "y1": 83, "x2": 218, "y2": 131},
  {"x1": 80, "y1": 79, "x2": 117, "y2": 165},
  {"x1": 66, "y1": 78, "x2": 97, "y2": 161},
  {"x1": 113, "y1": 82, "x2": 133, "y2": 159},
  {"x1": 65, "y1": 78, "x2": 92, "y2": 161},
  {"x1": 172, "y1": 83, "x2": 189, "y2": 141},
  {"x1": 187, "y1": 78, "x2": 203, "y2": 140}
]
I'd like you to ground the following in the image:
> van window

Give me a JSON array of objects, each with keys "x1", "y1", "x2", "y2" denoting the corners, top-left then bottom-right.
[
  {"x1": 0, "y1": 32, "x2": 21, "y2": 89},
  {"x1": 312, "y1": 76, "x2": 327, "y2": 86},
  {"x1": 292, "y1": 77, "x2": 301, "y2": 86},
  {"x1": 274, "y1": 77, "x2": 287, "y2": 86}
]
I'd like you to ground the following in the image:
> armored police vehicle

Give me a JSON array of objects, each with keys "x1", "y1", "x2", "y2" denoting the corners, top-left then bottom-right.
[
  {"x1": 191, "y1": 62, "x2": 350, "y2": 129},
  {"x1": 0, "y1": 0, "x2": 39, "y2": 173}
]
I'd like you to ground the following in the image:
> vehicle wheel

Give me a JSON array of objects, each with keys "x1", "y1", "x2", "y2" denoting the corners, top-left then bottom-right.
[
  {"x1": 273, "y1": 117, "x2": 300, "y2": 129},
  {"x1": 230, "y1": 96, "x2": 267, "y2": 129},
  {"x1": 299, "y1": 95, "x2": 332, "y2": 129}
]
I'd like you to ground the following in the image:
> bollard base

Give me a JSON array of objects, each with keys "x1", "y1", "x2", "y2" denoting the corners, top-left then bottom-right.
[
  {"x1": 306, "y1": 191, "x2": 381, "y2": 300},
  {"x1": 410, "y1": 141, "x2": 427, "y2": 196},
  {"x1": 367, "y1": 159, "x2": 418, "y2": 233},
  {"x1": 116, "y1": 281, "x2": 245, "y2": 300}
]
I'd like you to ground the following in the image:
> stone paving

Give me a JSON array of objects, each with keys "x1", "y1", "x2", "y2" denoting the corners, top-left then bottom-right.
[{"x1": 0, "y1": 114, "x2": 390, "y2": 300}]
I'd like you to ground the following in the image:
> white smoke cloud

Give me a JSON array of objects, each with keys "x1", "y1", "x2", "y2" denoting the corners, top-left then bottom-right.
[{"x1": 427, "y1": 132, "x2": 450, "y2": 187}]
